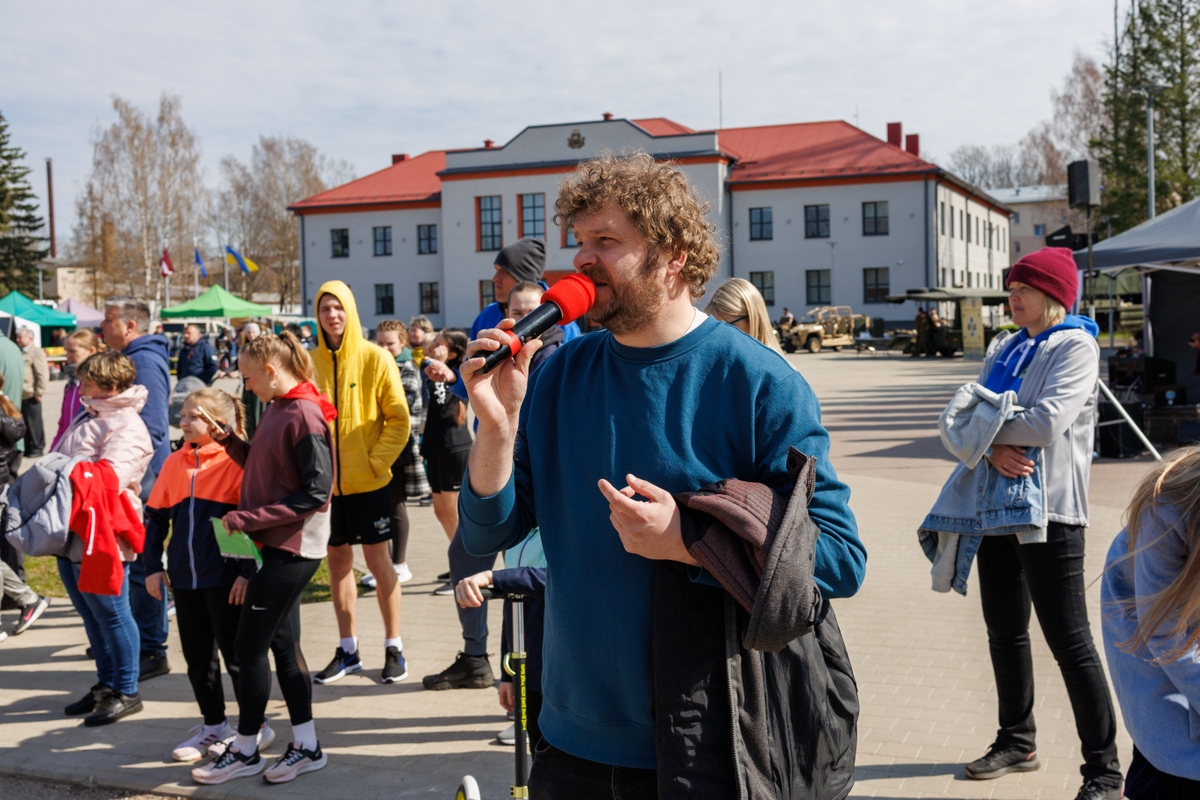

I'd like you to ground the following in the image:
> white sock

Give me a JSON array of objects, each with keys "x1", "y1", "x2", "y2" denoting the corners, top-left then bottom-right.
[
  {"x1": 260, "y1": 720, "x2": 272, "y2": 736},
  {"x1": 204, "y1": 720, "x2": 230, "y2": 736},
  {"x1": 291, "y1": 720, "x2": 317, "y2": 751},
  {"x1": 384, "y1": 637, "x2": 403, "y2": 651},
  {"x1": 233, "y1": 732, "x2": 258, "y2": 755},
  {"x1": 340, "y1": 636, "x2": 358, "y2": 655}
]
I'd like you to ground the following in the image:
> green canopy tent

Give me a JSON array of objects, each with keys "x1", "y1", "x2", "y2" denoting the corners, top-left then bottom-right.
[
  {"x1": 0, "y1": 291, "x2": 77, "y2": 327},
  {"x1": 160, "y1": 285, "x2": 272, "y2": 318}
]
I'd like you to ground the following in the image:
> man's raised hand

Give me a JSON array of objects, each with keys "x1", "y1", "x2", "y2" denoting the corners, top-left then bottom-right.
[{"x1": 461, "y1": 319, "x2": 542, "y2": 433}]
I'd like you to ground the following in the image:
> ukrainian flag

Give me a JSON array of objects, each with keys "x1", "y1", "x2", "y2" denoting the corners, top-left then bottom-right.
[{"x1": 225, "y1": 245, "x2": 260, "y2": 274}]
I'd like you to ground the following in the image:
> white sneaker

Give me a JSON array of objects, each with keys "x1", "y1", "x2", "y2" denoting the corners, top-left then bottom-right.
[
  {"x1": 190, "y1": 746, "x2": 264, "y2": 785},
  {"x1": 393, "y1": 562, "x2": 413, "y2": 583},
  {"x1": 496, "y1": 723, "x2": 516, "y2": 746},
  {"x1": 0, "y1": 631, "x2": 7, "y2": 643},
  {"x1": 360, "y1": 572, "x2": 377, "y2": 589},
  {"x1": 263, "y1": 743, "x2": 327, "y2": 784},
  {"x1": 207, "y1": 721, "x2": 276, "y2": 758},
  {"x1": 173, "y1": 722, "x2": 234, "y2": 762}
]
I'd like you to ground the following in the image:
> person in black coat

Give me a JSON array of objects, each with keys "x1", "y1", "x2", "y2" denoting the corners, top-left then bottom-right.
[{"x1": 176, "y1": 325, "x2": 218, "y2": 385}]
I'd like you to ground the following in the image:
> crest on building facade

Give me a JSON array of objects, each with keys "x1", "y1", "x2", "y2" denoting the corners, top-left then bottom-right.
[{"x1": 567, "y1": 129, "x2": 585, "y2": 149}]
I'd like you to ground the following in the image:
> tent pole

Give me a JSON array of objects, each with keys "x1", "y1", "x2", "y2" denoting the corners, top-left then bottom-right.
[{"x1": 1097, "y1": 379, "x2": 1161, "y2": 460}]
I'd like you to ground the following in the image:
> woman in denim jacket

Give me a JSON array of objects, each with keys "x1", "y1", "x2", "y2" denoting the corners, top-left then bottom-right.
[{"x1": 960, "y1": 248, "x2": 1122, "y2": 800}]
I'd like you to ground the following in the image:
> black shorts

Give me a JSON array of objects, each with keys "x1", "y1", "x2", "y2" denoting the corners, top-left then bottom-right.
[
  {"x1": 328, "y1": 485, "x2": 392, "y2": 548},
  {"x1": 426, "y1": 450, "x2": 469, "y2": 494}
]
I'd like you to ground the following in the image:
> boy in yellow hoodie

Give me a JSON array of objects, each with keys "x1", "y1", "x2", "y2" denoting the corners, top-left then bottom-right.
[{"x1": 309, "y1": 282, "x2": 411, "y2": 685}]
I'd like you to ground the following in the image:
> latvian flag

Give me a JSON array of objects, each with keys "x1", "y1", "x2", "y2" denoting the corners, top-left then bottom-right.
[{"x1": 160, "y1": 248, "x2": 175, "y2": 278}]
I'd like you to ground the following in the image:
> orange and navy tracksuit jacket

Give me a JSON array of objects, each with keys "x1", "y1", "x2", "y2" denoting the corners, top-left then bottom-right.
[{"x1": 143, "y1": 441, "x2": 249, "y2": 589}]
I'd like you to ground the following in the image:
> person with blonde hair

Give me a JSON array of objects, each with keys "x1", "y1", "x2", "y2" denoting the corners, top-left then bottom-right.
[
  {"x1": 52, "y1": 329, "x2": 106, "y2": 451},
  {"x1": 705, "y1": 277, "x2": 785, "y2": 355},
  {"x1": 1102, "y1": 444, "x2": 1200, "y2": 796}
]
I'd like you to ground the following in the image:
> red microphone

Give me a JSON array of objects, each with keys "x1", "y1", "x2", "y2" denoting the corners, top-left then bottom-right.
[{"x1": 477, "y1": 274, "x2": 596, "y2": 374}]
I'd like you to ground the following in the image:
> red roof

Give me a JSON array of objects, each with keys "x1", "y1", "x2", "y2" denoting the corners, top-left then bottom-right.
[
  {"x1": 631, "y1": 117, "x2": 696, "y2": 136},
  {"x1": 288, "y1": 150, "x2": 445, "y2": 213},
  {"x1": 718, "y1": 120, "x2": 934, "y2": 184}
]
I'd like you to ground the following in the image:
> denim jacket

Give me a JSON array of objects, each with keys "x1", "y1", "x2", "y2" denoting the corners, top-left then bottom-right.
[{"x1": 918, "y1": 383, "x2": 1048, "y2": 595}]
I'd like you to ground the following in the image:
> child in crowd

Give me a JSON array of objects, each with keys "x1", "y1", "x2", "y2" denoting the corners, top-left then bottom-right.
[
  {"x1": 1102, "y1": 444, "x2": 1200, "y2": 797},
  {"x1": 54, "y1": 350, "x2": 153, "y2": 726},
  {"x1": 0, "y1": 373, "x2": 47, "y2": 642},
  {"x1": 143, "y1": 388, "x2": 275, "y2": 762},
  {"x1": 50, "y1": 329, "x2": 104, "y2": 451},
  {"x1": 408, "y1": 315, "x2": 433, "y2": 366},
  {"x1": 423, "y1": 329, "x2": 472, "y2": 595},
  {"x1": 191, "y1": 332, "x2": 334, "y2": 786},
  {"x1": 366, "y1": 320, "x2": 427, "y2": 588}
]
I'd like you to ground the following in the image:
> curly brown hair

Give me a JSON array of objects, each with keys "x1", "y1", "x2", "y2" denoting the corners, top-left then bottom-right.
[{"x1": 554, "y1": 151, "x2": 722, "y2": 299}]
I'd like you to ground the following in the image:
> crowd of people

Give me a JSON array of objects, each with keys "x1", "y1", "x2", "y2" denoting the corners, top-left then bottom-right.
[{"x1": 0, "y1": 153, "x2": 1197, "y2": 800}]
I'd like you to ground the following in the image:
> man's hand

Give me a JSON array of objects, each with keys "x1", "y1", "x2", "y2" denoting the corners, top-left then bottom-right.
[
  {"x1": 598, "y1": 474, "x2": 699, "y2": 567},
  {"x1": 987, "y1": 444, "x2": 1035, "y2": 478},
  {"x1": 423, "y1": 358, "x2": 457, "y2": 384},
  {"x1": 498, "y1": 681, "x2": 514, "y2": 713},
  {"x1": 454, "y1": 570, "x2": 494, "y2": 608},
  {"x1": 460, "y1": 320, "x2": 542, "y2": 434},
  {"x1": 228, "y1": 576, "x2": 249, "y2": 606},
  {"x1": 145, "y1": 571, "x2": 167, "y2": 601}
]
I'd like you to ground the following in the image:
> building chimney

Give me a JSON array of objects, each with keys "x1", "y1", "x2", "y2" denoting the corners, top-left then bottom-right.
[
  {"x1": 887, "y1": 122, "x2": 902, "y2": 148},
  {"x1": 905, "y1": 134, "x2": 920, "y2": 156},
  {"x1": 391, "y1": 153, "x2": 409, "y2": 164},
  {"x1": 602, "y1": 111, "x2": 613, "y2": 121},
  {"x1": 483, "y1": 139, "x2": 495, "y2": 148}
]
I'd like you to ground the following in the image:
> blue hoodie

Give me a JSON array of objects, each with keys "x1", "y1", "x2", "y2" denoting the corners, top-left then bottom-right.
[
  {"x1": 122, "y1": 334, "x2": 172, "y2": 482},
  {"x1": 983, "y1": 315, "x2": 1100, "y2": 395}
]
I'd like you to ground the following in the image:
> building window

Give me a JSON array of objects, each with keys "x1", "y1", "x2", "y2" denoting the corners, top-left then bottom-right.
[
  {"x1": 1033, "y1": 224, "x2": 1047, "y2": 237},
  {"x1": 331, "y1": 229, "x2": 349, "y2": 258},
  {"x1": 519, "y1": 193, "x2": 546, "y2": 239},
  {"x1": 418, "y1": 224, "x2": 438, "y2": 254},
  {"x1": 562, "y1": 227, "x2": 578, "y2": 248},
  {"x1": 1015, "y1": 240, "x2": 1021, "y2": 253},
  {"x1": 966, "y1": 213, "x2": 972, "y2": 243},
  {"x1": 749, "y1": 207, "x2": 773, "y2": 240},
  {"x1": 479, "y1": 280, "x2": 495, "y2": 310},
  {"x1": 862, "y1": 202, "x2": 889, "y2": 236},
  {"x1": 477, "y1": 196, "x2": 502, "y2": 251},
  {"x1": 959, "y1": 209, "x2": 964, "y2": 238},
  {"x1": 940, "y1": 202, "x2": 946, "y2": 234},
  {"x1": 1013, "y1": 211, "x2": 1020, "y2": 226},
  {"x1": 749, "y1": 271, "x2": 775, "y2": 305},
  {"x1": 806, "y1": 269, "x2": 831, "y2": 305},
  {"x1": 419, "y1": 282, "x2": 440, "y2": 314},
  {"x1": 372, "y1": 226, "x2": 392, "y2": 256},
  {"x1": 804, "y1": 204, "x2": 830, "y2": 239},
  {"x1": 374, "y1": 283, "x2": 394, "y2": 315},
  {"x1": 863, "y1": 267, "x2": 890, "y2": 303},
  {"x1": 949, "y1": 207, "x2": 955, "y2": 238}
]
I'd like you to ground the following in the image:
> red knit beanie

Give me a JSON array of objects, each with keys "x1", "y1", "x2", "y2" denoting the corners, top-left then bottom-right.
[{"x1": 1006, "y1": 247, "x2": 1079, "y2": 310}]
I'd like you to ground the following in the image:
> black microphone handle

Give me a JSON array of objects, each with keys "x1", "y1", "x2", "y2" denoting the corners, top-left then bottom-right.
[{"x1": 477, "y1": 301, "x2": 563, "y2": 374}]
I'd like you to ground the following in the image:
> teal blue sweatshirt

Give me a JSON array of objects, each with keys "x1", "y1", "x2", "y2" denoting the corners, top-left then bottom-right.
[{"x1": 459, "y1": 317, "x2": 866, "y2": 770}]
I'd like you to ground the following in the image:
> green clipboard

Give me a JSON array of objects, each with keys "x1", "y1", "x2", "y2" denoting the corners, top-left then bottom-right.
[{"x1": 213, "y1": 518, "x2": 262, "y2": 567}]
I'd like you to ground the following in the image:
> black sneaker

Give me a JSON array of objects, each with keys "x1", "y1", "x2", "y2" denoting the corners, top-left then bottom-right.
[
  {"x1": 84, "y1": 691, "x2": 143, "y2": 726},
  {"x1": 433, "y1": 581, "x2": 455, "y2": 596},
  {"x1": 313, "y1": 647, "x2": 362, "y2": 684},
  {"x1": 437, "y1": 571, "x2": 450, "y2": 581},
  {"x1": 1074, "y1": 777, "x2": 1122, "y2": 800},
  {"x1": 14, "y1": 595, "x2": 49, "y2": 634},
  {"x1": 139, "y1": 652, "x2": 171, "y2": 681},
  {"x1": 964, "y1": 743, "x2": 1040, "y2": 780},
  {"x1": 65, "y1": 683, "x2": 110, "y2": 716},
  {"x1": 422, "y1": 652, "x2": 494, "y2": 690},
  {"x1": 382, "y1": 646, "x2": 408, "y2": 684}
]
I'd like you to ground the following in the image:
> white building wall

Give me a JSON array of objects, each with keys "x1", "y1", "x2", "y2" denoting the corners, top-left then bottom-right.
[
  {"x1": 301, "y1": 206, "x2": 444, "y2": 329},
  {"x1": 933, "y1": 185, "x2": 1009, "y2": 292}
]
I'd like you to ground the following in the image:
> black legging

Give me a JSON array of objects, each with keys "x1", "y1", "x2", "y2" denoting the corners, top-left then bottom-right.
[
  {"x1": 174, "y1": 586, "x2": 243, "y2": 726},
  {"x1": 235, "y1": 546, "x2": 321, "y2": 736},
  {"x1": 388, "y1": 454, "x2": 410, "y2": 566},
  {"x1": 976, "y1": 522, "x2": 1121, "y2": 785}
]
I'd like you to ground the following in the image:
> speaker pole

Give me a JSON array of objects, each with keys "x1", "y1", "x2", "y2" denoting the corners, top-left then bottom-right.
[{"x1": 1087, "y1": 205, "x2": 1095, "y2": 321}]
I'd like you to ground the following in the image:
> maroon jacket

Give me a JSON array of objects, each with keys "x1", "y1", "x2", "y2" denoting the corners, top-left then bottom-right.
[{"x1": 223, "y1": 396, "x2": 334, "y2": 556}]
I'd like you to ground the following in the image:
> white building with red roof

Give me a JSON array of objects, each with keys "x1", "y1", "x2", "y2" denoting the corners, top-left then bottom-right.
[{"x1": 290, "y1": 115, "x2": 1012, "y2": 329}]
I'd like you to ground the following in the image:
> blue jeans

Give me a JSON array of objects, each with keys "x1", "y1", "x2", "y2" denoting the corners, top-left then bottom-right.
[
  {"x1": 128, "y1": 557, "x2": 168, "y2": 659},
  {"x1": 449, "y1": 526, "x2": 494, "y2": 657},
  {"x1": 57, "y1": 559, "x2": 139, "y2": 697}
]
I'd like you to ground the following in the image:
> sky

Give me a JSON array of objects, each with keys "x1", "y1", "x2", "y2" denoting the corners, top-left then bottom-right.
[{"x1": 1, "y1": 0, "x2": 1118, "y2": 250}]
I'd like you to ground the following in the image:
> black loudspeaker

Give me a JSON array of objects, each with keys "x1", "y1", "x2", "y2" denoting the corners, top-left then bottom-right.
[
  {"x1": 1098, "y1": 401, "x2": 1146, "y2": 458},
  {"x1": 1068, "y1": 159, "x2": 1101, "y2": 208}
]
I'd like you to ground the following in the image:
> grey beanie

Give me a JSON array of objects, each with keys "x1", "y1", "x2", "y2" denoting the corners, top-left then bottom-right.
[{"x1": 495, "y1": 237, "x2": 546, "y2": 284}]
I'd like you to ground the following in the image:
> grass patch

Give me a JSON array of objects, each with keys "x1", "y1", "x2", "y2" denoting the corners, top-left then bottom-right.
[{"x1": 23, "y1": 555, "x2": 359, "y2": 605}]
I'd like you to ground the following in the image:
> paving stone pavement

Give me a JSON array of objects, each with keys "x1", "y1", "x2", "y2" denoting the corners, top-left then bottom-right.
[{"x1": 0, "y1": 356, "x2": 1155, "y2": 799}]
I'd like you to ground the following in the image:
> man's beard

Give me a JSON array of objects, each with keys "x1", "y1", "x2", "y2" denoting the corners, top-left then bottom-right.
[{"x1": 583, "y1": 250, "x2": 665, "y2": 336}]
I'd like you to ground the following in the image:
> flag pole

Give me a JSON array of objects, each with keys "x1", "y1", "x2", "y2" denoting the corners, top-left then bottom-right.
[
  {"x1": 163, "y1": 239, "x2": 170, "y2": 308},
  {"x1": 223, "y1": 242, "x2": 230, "y2": 291}
]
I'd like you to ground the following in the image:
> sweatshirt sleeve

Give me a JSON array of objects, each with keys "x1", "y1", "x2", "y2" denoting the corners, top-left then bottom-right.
[
  {"x1": 367, "y1": 356, "x2": 411, "y2": 476},
  {"x1": 757, "y1": 369, "x2": 866, "y2": 599},
  {"x1": 992, "y1": 337, "x2": 1099, "y2": 448},
  {"x1": 490, "y1": 566, "x2": 547, "y2": 598},
  {"x1": 221, "y1": 432, "x2": 252, "y2": 467},
  {"x1": 33, "y1": 348, "x2": 48, "y2": 396},
  {"x1": 226, "y1": 432, "x2": 332, "y2": 532}
]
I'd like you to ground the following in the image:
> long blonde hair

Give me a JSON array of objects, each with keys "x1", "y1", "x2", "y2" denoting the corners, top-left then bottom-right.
[
  {"x1": 0, "y1": 374, "x2": 20, "y2": 420},
  {"x1": 240, "y1": 331, "x2": 314, "y2": 383},
  {"x1": 187, "y1": 388, "x2": 247, "y2": 438},
  {"x1": 705, "y1": 278, "x2": 784, "y2": 355},
  {"x1": 1117, "y1": 444, "x2": 1200, "y2": 662}
]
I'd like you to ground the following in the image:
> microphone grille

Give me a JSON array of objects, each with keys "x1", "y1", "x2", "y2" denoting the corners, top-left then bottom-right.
[{"x1": 543, "y1": 274, "x2": 596, "y2": 323}]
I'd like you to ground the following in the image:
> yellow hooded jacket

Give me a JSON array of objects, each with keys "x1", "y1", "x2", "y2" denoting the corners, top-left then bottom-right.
[{"x1": 311, "y1": 281, "x2": 411, "y2": 496}]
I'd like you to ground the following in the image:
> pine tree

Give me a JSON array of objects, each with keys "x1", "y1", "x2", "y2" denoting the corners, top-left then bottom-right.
[
  {"x1": 0, "y1": 111, "x2": 49, "y2": 296},
  {"x1": 1145, "y1": 0, "x2": 1200, "y2": 206}
]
